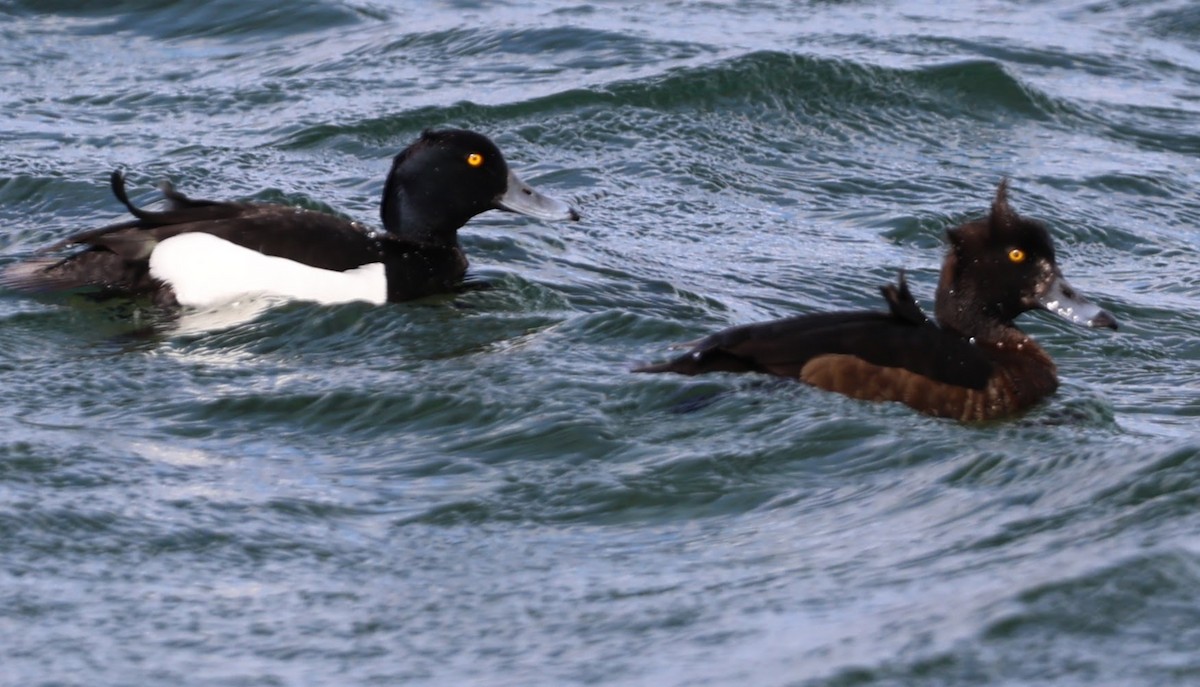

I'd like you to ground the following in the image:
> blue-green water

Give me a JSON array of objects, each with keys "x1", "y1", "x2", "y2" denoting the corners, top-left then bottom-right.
[{"x1": 2, "y1": 1, "x2": 1199, "y2": 685}]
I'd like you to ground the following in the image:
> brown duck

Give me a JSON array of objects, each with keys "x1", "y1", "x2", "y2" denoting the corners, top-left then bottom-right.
[{"x1": 635, "y1": 181, "x2": 1118, "y2": 422}]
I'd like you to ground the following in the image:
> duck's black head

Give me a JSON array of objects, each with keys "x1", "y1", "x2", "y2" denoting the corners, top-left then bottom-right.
[
  {"x1": 934, "y1": 180, "x2": 1118, "y2": 339},
  {"x1": 379, "y1": 128, "x2": 578, "y2": 245}
]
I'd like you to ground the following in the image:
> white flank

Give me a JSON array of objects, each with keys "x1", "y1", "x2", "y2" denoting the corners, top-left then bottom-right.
[{"x1": 149, "y1": 232, "x2": 387, "y2": 308}]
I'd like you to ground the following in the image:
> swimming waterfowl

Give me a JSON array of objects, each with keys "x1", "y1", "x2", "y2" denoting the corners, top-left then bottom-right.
[
  {"x1": 635, "y1": 181, "x2": 1118, "y2": 422},
  {"x1": 1, "y1": 128, "x2": 579, "y2": 307}
]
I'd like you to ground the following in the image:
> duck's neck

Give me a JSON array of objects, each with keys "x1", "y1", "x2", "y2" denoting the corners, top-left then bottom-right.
[
  {"x1": 379, "y1": 178, "x2": 463, "y2": 248},
  {"x1": 935, "y1": 273, "x2": 1058, "y2": 415},
  {"x1": 934, "y1": 265, "x2": 1018, "y2": 344}
]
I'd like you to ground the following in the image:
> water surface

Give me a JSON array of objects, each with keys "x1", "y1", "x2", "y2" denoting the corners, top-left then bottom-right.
[{"x1": 1, "y1": 1, "x2": 1198, "y2": 685}]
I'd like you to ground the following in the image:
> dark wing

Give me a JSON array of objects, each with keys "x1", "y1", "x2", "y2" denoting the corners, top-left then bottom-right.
[
  {"x1": 635, "y1": 273, "x2": 993, "y2": 390},
  {"x1": 2, "y1": 171, "x2": 382, "y2": 295},
  {"x1": 150, "y1": 211, "x2": 383, "y2": 272}
]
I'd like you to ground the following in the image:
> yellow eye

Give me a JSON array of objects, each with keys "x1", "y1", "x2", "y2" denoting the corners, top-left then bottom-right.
[
  {"x1": 1008, "y1": 248, "x2": 1026, "y2": 264},
  {"x1": 466, "y1": 153, "x2": 484, "y2": 168}
]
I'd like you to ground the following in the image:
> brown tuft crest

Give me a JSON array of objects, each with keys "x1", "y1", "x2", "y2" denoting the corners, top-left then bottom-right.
[{"x1": 990, "y1": 178, "x2": 1017, "y2": 232}]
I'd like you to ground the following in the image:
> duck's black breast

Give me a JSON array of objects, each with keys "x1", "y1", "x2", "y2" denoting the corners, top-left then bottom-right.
[{"x1": 377, "y1": 237, "x2": 468, "y2": 302}]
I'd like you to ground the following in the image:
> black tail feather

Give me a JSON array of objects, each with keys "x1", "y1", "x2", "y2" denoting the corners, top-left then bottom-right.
[{"x1": 109, "y1": 170, "x2": 156, "y2": 220}]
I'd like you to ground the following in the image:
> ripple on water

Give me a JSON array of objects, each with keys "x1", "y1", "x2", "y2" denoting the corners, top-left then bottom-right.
[
  {"x1": 10, "y1": 0, "x2": 367, "y2": 41},
  {"x1": 974, "y1": 550, "x2": 1200, "y2": 685},
  {"x1": 1, "y1": 0, "x2": 1198, "y2": 684}
]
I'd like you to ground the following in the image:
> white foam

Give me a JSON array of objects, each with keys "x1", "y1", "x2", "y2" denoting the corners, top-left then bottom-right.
[{"x1": 149, "y1": 232, "x2": 387, "y2": 308}]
